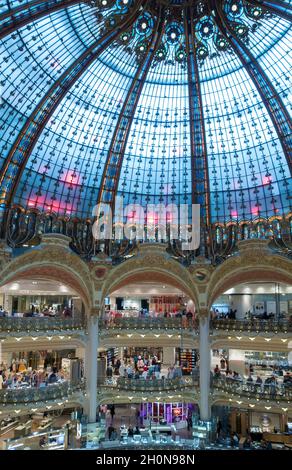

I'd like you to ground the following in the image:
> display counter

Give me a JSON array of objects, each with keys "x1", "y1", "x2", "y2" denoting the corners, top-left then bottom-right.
[
  {"x1": 84, "y1": 423, "x2": 106, "y2": 448},
  {"x1": 0, "y1": 418, "x2": 19, "y2": 436},
  {"x1": 192, "y1": 425, "x2": 208, "y2": 440},
  {"x1": 150, "y1": 424, "x2": 176, "y2": 436},
  {"x1": 263, "y1": 432, "x2": 292, "y2": 444},
  {"x1": 5, "y1": 428, "x2": 67, "y2": 450},
  {"x1": 38, "y1": 418, "x2": 53, "y2": 431},
  {"x1": 14, "y1": 420, "x2": 32, "y2": 438}
]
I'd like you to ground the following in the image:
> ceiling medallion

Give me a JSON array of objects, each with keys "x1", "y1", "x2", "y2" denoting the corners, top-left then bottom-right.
[{"x1": 96, "y1": 0, "x2": 266, "y2": 65}]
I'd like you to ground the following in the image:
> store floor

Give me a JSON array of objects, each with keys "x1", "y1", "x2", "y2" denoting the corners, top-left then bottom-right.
[
  {"x1": 0, "y1": 414, "x2": 71, "y2": 450},
  {"x1": 105, "y1": 404, "x2": 193, "y2": 440}
]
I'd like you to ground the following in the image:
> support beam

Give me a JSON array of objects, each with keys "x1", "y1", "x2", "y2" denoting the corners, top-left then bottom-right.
[
  {"x1": 199, "y1": 313, "x2": 211, "y2": 421},
  {"x1": 214, "y1": 0, "x2": 292, "y2": 175},
  {"x1": 0, "y1": 0, "x2": 144, "y2": 235},
  {"x1": 96, "y1": 8, "x2": 165, "y2": 214},
  {"x1": 184, "y1": 7, "x2": 211, "y2": 255},
  {"x1": 0, "y1": 0, "x2": 83, "y2": 40},
  {"x1": 245, "y1": 0, "x2": 292, "y2": 22}
]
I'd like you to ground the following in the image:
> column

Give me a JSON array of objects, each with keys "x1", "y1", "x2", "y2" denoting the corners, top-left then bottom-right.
[
  {"x1": 3, "y1": 294, "x2": 12, "y2": 315},
  {"x1": 199, "y1": 312, "x2": 211, "y2": 421},
  {"x1": 163, "y1": 347, "x2": 176, "y2": 368},
  {"x1": 85, "y1": 314, "x2": 99, "y2": 423},
  {"x1": 275, "y1": 283, "x2": 281, "y2": 322}
]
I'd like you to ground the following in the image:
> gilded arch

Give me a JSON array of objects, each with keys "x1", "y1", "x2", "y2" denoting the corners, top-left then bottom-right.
[
  {"x1": 100, "y1": 248, "x2": 200, "y2": 311},
  {"x1": 207, "y1": 241, "x2": 292, "y2": 309},
  {"x1": 0, "y1": 244, "x2": 93, "y2": 310}
]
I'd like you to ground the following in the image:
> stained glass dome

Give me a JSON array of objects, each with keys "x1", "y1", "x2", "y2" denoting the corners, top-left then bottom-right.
[{"x1": 0, "y1": 0, "x2": 291, "y2": 227}]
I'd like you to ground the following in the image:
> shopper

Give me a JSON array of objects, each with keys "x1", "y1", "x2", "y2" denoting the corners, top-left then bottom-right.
[
  {"x1": 214, "y1": 365, "x2": 221, "y2": 377},
  {"x1": 229, "y1": 432, "x2": 237, "y2": 447},
  {"x1": 109, "y1": 404, "x2": 115, "y2": 423},
  {"x1": 114, "y1": 358, "x2": 121, "y2": 375},
  {"x1": 216, "y1": 419, "x2": 222, "y2": 439},
  {"x1": 126, "y1": 364, "x2": 133, "y2": 379},
  {"x1": 39, "y1": 436, "x2": 46, "y2": 448},
  {"x1": 187, "y1": 415, "x2": 193, "y2": 431},
  {"x1": 128, "y1": 426, "x2": 134, "y2": 437},
  {"x1": 135, "y1": 409, "x2": 140, "y2": 427},
  {"x1": 111, "y1": 428, "x2": 118, "y2": 440},
  {"x1": 106, "y1": 364, "x2": 113, "y2": 378},
  {"x1": 119, "y1": 363, "x2": 125, "y2": 377},
  {"x1": 108, "y1": 426, "x2": 114, "y2": 440},
  {"x1": 48, "y1": 367, "x2": 58, "y2": 384}
]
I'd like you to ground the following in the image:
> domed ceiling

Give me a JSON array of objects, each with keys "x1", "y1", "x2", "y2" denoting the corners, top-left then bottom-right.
[{"x1": 0, "y1": 0, "x2": 291, "y2": 225}]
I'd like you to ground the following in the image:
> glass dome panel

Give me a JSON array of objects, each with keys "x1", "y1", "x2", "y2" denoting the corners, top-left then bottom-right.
[{"x1": 0, "y1": 0, "x2": 291, "y2": 226}]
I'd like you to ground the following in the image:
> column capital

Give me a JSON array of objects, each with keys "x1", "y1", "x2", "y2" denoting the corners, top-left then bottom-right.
[
  {"x1": 198, "y1": 307, "x2": 210, "y2": 320},
  {"x1": 89, "y1": 307, "x2": 101, "y2": 318}
]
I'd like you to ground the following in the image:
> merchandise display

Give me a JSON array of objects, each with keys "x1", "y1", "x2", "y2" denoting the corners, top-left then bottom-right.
[{"x1": 176, "y1": 349, "x2": 198, "y2": 375}]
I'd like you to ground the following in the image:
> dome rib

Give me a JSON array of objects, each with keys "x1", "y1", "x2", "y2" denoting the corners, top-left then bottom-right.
[
  {"x1": 0, "y1": 0, "x2": 83, "y2": 40},
  {"x1": 0, "y1": 0, "x2": 144, "y2": 231},
  {"x1": 215, "y1": 0, "x2": 292, "y2": 176},
  {"x1": 97, "y1": 5, "x2": 166, "y2": 213},
  {"x1": 0, "y1": 0, "x2": 291, "y2": 229},
  {"x1": 184, "y1": 5, "x2": 211, "y2": 249},
  {"x1": 246, "y1": 0, "x2": 292, "y2": 23}
]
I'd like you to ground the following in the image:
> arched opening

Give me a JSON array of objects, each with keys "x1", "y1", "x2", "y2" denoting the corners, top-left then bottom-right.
[
  {"x1": 0, "y1": 276, "x2": 86, "y2": 408},
  {"x1": 0, "y1": 277, "x2": 84, "y2": 321},
  {"x1": 208, "y1": 268, "x2": 292, "y2": 310},
  {"x1": 102, "y1": 263, "x2": 199, "y2": 313},
  {"x1": 211, "y1": 281, "x2": 292, "y2": 323},
  {"x1": 209, "y1": 279, "x2": 292, "y2": 412},
  {"x1": 107, "y1": 277, "x2": 196, "y2": 318},
  {"x1": 0, "y1": 264, "x2": 91, "y2": 312},
  {"x1": 97, "y1": 271, "x2": 200, "y2": 429}
]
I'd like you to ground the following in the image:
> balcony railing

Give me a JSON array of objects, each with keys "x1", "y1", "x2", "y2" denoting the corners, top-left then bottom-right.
[
  {"x1": 99, "y1": 317, "x2": 199, "y2": 332},
  {"x1": 103, "y1": 376, "x2": 197, "y2": 391},
  {"x1": 5, "y1": 205, "x2": 292, "y2": 264},
  {"x1": 211, "y1": 319, "x2": 292, "y2": 333},
  {"x1": 0, "y1": 315, "x2": 85, "y2": 333},
  {"x1": 213, "y1": 376, "x2": 292, "y2": 401},
  {"x1": 0, "y1": 381, "x2": 84, "y2": 404}
]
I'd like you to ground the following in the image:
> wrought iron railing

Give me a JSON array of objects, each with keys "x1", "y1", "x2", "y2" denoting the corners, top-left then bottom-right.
[
  {"x1": 99, "y1": 316, "x2": 199, "y2": 332},
  {"x1": 0, "y1": 315, "x2": 85, "y2": 333},
  {"x1": 213, "y1": 376, "x2": 292, "y2": 401},
  {"x1": 0, "y1": 381, "x2": 84, "y2": 404},
  {"x1": 211, "y1": 318, "x2": 292, "y2": 333},
  {"x1": 4, "y1": 206, "x2": 292, "y2": 263},
  {"x1": 103, "y1": 376, "x2": 197, "y2": 391}
]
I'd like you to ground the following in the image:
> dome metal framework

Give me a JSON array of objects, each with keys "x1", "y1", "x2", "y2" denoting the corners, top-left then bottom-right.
[{"x1": 0, "y1": 0, "x2": 291, "y2": 256}]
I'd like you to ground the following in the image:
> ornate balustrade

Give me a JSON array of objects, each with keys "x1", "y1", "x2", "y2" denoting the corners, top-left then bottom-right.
[
  {"x1": 4, "y1": 206, "x2": 292, "y2": 263},
  {"x1": 0, "y1": 315, "x2": 85, "y2": 334},
  {"x1": 103, "y1": 376, "x2": 197, "y2": 392},
  {"x1": 211, "y1": 319, "x2": 292, "y2": 334},
  {"x1": 99, "y1": 316, "x2": 199, "y2": 332},
  {"x1": 213, "y1": 377, "x2": 292, "y2": 401},
  {"x1": 0, "y1": 381, "x2": 84, "y2": 404}
]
